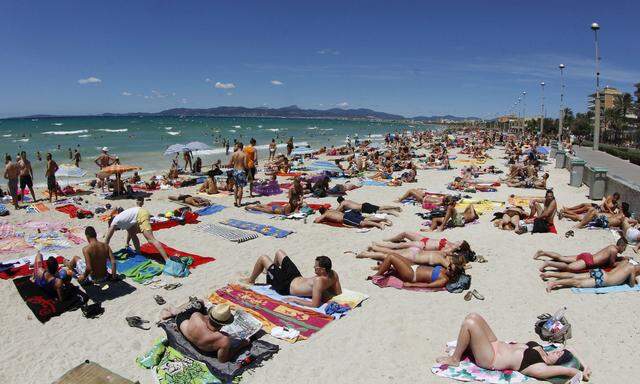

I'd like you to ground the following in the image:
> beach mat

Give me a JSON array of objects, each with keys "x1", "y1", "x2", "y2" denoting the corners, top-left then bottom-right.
[
  {"x1": 26, "y1": 231, "x2": 72, "y2": 252},
  {"x1": 139, "y1": 242, "x2": 215, "y2": 269},
  {"x1": 220, "y1": 219, "x2": 293, "y2": 238},
  {"x1": 371, "y1": 274, "x2": 446, "y2": 292},
  {"x1": 571, "y1": 284, "x2": 640, "y2": 294},
  {"x1": 158, "y1": 319, "x2": 279, "y2": 383},
  {"x1": 112, "y1": 249, "x2": 164, "y2": 283},
  {"x1": 150, "y1": 211, "x2": 199, "y2": 231},
  {"x1": 13, "y1": 276, "x2": 88, "y2": 323},
  {"x1": 267, "y1": 201, "x2": 331, "y2": 211},
  {"x1": 0, "y1": 236, "x2": 33, "y2": 255},
  {"x1": 55, "y1": 204, "x2": 93, "y2": 219},
  {"x1": 210, "y1": 284, "x2": 334, "y2": 341},
  {"x1": 137, "y1": 339, "x2": 219, "y2": 384},
  {"x1": 194, "y1": 204, "x2": 226, "y2": 216},
  {"x1": 0, "y1": 255, "x2": 64, "y2": 280},
  {"x1": 198, "y1": 223, "x2": 259, "y2": 243},
  {"x1": 53, "y1": 361, "x2": 137, "y2": 384},
  {"x1": 508, "y1": 195, "x2": 543, "y2": 207}
]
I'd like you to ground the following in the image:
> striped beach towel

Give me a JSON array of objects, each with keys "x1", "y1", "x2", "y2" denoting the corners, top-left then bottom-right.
[
  {"x1": 220, "y1": 219, "x2": 293, "y2": 238},
  {"x1": 198, "y1": 224, "x2": 259, "y2": 243}
]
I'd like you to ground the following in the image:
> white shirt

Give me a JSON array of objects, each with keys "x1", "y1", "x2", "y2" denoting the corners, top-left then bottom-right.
[{"x1": 111, "y1": 207, "x2": 140, "y2": 230}]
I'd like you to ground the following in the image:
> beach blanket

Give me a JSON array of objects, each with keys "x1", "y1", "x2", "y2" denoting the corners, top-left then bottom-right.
[
  {"x1": 451, "y1": 158, "x2": 487, "y2": 166},
  {"x1": 361, "y1": 179, "x2": 388, "y2": 186},
  {"x1": 156, "y1": 321, "x2": 279, "y2": 383},
  {"x1": 53, "y1": 361, "x2": 136, "y2": 384},
  {"x1": 26, "y1": 231, "x2": 72, "y2": 252},
  {"x1": 371, "y1": 274, "x2": 446, "y2": 292},
  {"x1": 19, "y1": 220, "x2": 65, "y2": 231},
  {"x1": 277, "y1": 172, "x2": 304, "y2": 177},
  {"x1": 194, "y1": 204, "x2": 226, "y2": 216},
  {"x1": 0, "y1": 221, "x2": 17, "y2": 239},
  {"x1": 210, "y1": 284, "x2": 334, "y2": 341},
  {"x1": 253, "y1": 181, "x2": 283, "y2": 196},
  {"x1": 0, "y1": 255, "x2": 64, "y2": 279},
  {"x1": 456, "y1": 199, "x2": 505, "y2": 214},
  {"x1": 150, "y1": 211, "x2": 200, "y2": 231},
  {"x1": 571, "y1": 284, "x2": 640, "y2": 294},
  {"x1": 267, "y1": 201, "x2": 331, "y2": 212},
  {"x1": 508, "y1": 195, "x2": 543, "y2": 207},
  {"x1": 25, "y1": 202, "x2": 50, "y2": 214},
  {"x1": 137, "y1": 339, "x2": 220, "y2": 384},
  {"x1": 197, "y1": 223, "x2": 259, "y2": 243},
  {"x1": 112, "y1": 249, "x2": 164, "y2": 283},
  {"x1": 196, "y1": 191, "x2": 233, "y2": 198},
  {"x1": 221, "y1": 219, "x2": 293, "y2": 238},
  {"x1": 140, "y1": 243, "x2": 215, "y2": 269},
  {"x1": 13, "y1": 276, "x2": 88, "y2": 323},
  {"x1": 55, "y1": 204, "x2": 93, "y2": 219}
]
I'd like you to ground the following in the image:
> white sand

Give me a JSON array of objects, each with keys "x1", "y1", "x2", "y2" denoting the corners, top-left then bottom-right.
[{"x1": 1, "y1": 146, "x2": 637, "y2": 383}]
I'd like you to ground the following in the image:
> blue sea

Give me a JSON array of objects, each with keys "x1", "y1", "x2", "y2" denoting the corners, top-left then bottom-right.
[{"x1": 0, "y1": 116, "x2": 441, "y2": 185}]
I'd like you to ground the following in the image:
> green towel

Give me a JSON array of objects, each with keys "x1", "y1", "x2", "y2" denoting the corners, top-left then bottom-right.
[{"x1": 122, "y1": 259, "x2": 164, "y2": 283}]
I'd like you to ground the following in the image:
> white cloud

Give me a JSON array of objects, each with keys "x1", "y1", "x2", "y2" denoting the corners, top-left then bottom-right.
[
  {"x1": 151, "y1": 89, "x2": 169, "y2": 98},
  {"x1": 121, "y1": 91, "x2": 132, "y2": 96},
  {"x1": 181, "y1": 98, "x2": 188, "y2": 104},
  {"x1": 336, "y1": 102, "x2": 349, "y2": 108},
  {"x1": 215, "y1": 82, "x2": 236, "y2": 89},
  {"x1": 270, "y1": 80, "x2": 283, "y2": 85},
  {"x1": 78, "y1": 76, "x2": 101, "y2": 85},
  {"x1": 317, "y1": 48, "x2": 340, "y2": 55}
]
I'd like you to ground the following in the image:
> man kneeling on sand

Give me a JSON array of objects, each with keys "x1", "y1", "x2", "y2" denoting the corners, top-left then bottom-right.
[
  {"x1": 242, "y1": 250, "x2": 342, "y2": 308},
  {"x1": 160, "y1": 300, "x2": 248, "y2": 363},
  {"x1": 64, "y1": 226, "x2": 118, "y2": 284}
]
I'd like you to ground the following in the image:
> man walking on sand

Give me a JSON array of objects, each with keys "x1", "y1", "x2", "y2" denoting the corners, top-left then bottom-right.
[
  {"x1": 227, "y1": 143, "x2": 248, "y2": 207},
  {"x1": 45, "y1": 153, "x2": 59, "y2": 203},
  {"x1": 244, "y1": 138, "x2": 258, "y2": 197},
  {"x1": 4, "y1": 155, "x2": 20, "y2": 209}
]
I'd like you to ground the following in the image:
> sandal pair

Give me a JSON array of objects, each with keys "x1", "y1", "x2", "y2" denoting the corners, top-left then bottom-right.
[
  {"x1": 126, "y1": 316, "x2": 150, "y2": 330},
  {"x1": 464, "y1": 289, "x2": 485, "y2": 301}
]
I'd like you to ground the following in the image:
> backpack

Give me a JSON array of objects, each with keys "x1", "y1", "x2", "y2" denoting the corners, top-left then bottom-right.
[
  {"x1": 534, "y1": 313, "x2": 572, "y2": 343},
  {"x1": 163, "y1": 256, "x2": 190, "y2": 278},
  {"x1": 446, "y1": 273, "x2": 471, "y2": 293}
]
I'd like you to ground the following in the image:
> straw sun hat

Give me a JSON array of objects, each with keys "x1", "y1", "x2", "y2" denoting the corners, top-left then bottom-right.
[{"x1": 208, "y1": 304, "x2": 234, "y2": 327}]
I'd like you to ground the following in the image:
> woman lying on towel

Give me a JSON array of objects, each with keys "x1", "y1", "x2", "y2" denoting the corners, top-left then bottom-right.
[
  {"x1": 394, "y1": 189, "x2": 448, "y2": 204},
  {"x1": 543, "y1": 258, "x2": 640, "y2": 292},
  {"x1": 449, "y1": 177, "x2": 497, "y2": 192},
  {"x1": 426, "y1": 197, "x2": 478, "y2": 231},
  {"x1": 492, "y1": 206, "x2": 527, "y2": 231},
  {"x1": 168, "y1": 194, "x2": 211, "y2": 207},
  {"x1": 437, "y1": 313, "x2": 590, "y2": 381},
  {"x1": 382, "y1": 231, "x2": 466, "y2": 252},
  {"x1": 367, "y1": 253, "x2": 465, "y2": 288},
  {"x1": 354, "y1": 243, "x2": 465, "y2": 269},
  {"x1": 507, "y1": 173, "x2": 549, "y2": 189},
  {"x1": 245, "y1": 178, "x2": 303, "y2": 215}
]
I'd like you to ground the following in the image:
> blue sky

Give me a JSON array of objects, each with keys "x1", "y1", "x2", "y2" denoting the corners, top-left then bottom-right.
[{"x1": 1, "y1": 0, "x2": 638, "y2": 119}]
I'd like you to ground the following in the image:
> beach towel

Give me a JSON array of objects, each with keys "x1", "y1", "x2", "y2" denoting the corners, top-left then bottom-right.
[
  {"x1": 53, "y1": 361, "x2": 136, "y2": 384},
  {"x1": 198, "y1": 223, "x2": 259, "y2": 243},
  {"x1": 13, "y1": 276, "x2": 88, "y2": 323},
  {"x1": 140, "y1": 242, "x2": 215, "y2": 269},
  {"x1": 196, "y1": 191, "x2": 233, "y2": 198},
  {"x1": 456, "y1": 199, "x2": 504, "y2": 214},
  {"x1": 0, "y1": 221, "x2": 17, "y2": 239},
  {"x1": 361, "y1": 179, "x2": 388, "y2": 186},
  {"x1": 150, "y1": 211, "x2": 200, "y2": 231},
  {"x1": 571, "y1": 284, "x2": 640, "y2": 294},
  {"x1": 55, "y1": 204, "x2": 93, "y2": 219},
  {"x1": 157, "y1": 320, "x2": 279, "y2": 383},
  {"x1": 277, "y1": 172, "x2": 304, "y2": 177},
  {"x1": 221, "y1": 219, "x2": 293, "y2": 238},
  {"x1": 25, "y1": 202, "x2": 50, "y2": 214},
  {"x1": 113, "y1": 249, "x2": 164, "y2": 283},
  {"x1": 19, "y1": 220, "x2": 64, "y2": 231},
  {"x1": 26, "y1": 231, "x2": 72, "y2": 252},
  {"x1": 0, "y1": 255, "x2": 64, "y2": 279},
  {"x1": 508, "y1": 195, "x2": 543, "y2": 207},
  {"x1": 0, "y1": 236, "x2": 32, "y2": 255},
  {"x1": 267, "y1": 201, "x2": 331, "y2": 211},
  {"x1": 137, "y1": 339, "x2": 220, "y2": 384},
  {"x1": 194, "y1": 204, "x2": 226, "y2": 216},
  {"x1": 210, "y1": 284, "x2": 334, "y2": 341},
  {"x1": 371, "y1": 274, "x2": 446, "y2": 292},
  {"x1": 253, "y1": 181, "x2": 283, "y2": 196}
]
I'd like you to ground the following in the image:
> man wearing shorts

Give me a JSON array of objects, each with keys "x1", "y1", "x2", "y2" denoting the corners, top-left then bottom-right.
[
  {"x1": 104, "y1": 197, "x2": 170, "y2": 262},
  {"x1": 336, "y1": 196, "x2": 402, "y2": 216},
  {"x1": 18, "y1": 151, "x2": 36, "y2": 202},
  {"x1": 314, "y1": 207, "x2": 392, "y2": 229},
  {"x1": 244, "y1": 138, "x2": 258, "y2": 197},
  {"x1": 535, "y1": 238, "x2": 627, "y2": 272},
  {"x1": 3, "y1": 155, "x2": 20, "y2": 209},
  {"x1": 227, "y1": 143, "x2": 248, "y2": 207},
  {"x1": 242, "y1": 250, "x2": 342, "y2": 308},
  {"x1": 45, "y1": 153, "x2": 59, "y2": 202}
]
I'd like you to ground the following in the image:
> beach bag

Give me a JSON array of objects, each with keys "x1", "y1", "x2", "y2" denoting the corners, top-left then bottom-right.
[
  {"x1": 445, "y1": 273, "x2": 471, "y2": 293},
  {"x1": 535, "y1": 313, "x2": 572, "y2": 344},
  {"x1": 163, "y1": 257, "x2": 190, "y2": 278},
  {"x1": 531, "y1": 218, "x2": 550, "y2": 233}
]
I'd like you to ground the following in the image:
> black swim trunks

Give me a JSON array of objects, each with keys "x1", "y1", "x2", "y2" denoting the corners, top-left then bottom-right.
[
  {"x1": 343, "y1": 209, "x2": 364, "y2": 227},
  {"x1": 175, "y1": 300, "x2": 207, "y2": 330},
  {"x1": 19, "y1": 175, "x2": 33, "y2": 190},
  {"x1": 247, "y1": 166, "x2": 257, "y2": 181},
  {"x1": 361, "y1": 202, "x2": 379, "y2": 214},
  {"x1": 266, "y1": 256, "x2": 302, "y2": 295},
  {"x1": 47, "y1": 175, "x2": 56, "y2": 191}
]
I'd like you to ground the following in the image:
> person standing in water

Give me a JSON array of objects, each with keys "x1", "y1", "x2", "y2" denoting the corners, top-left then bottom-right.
[
  {"x1": 74, "y1": 149, "x2": 81, "y2": 167},
  {"x1": 269, "y1": 138, "x2": 277, "y2": 161},
  {"x1": 45, "y1": 153, "x2": 59, "y2": 203}
]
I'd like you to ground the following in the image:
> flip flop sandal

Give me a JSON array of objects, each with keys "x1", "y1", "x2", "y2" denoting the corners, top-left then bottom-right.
[
  {"x1": 565, "y1": 230, "x2": 574, "y2": 238},
  {"x1": 163, "y1": 283, "x2": 182, "y2": 291},
  {"x1": 126, "y1": 316, "x2": 150, "y2": 330},
  {"x1": 471, "y1": 289, "x2": 485, "y2": 300},
  {"x1": 154, "y1": 295, "x2": 166, "y2": 305},
  {"x1": 464, "y1": 291, "x2": 473, "y2": 301},
  {"x1": 476, "y1": 256, "x2": 488, "y2": 263}
]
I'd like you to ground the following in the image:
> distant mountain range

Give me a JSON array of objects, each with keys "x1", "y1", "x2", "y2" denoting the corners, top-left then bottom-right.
[{"x1": 13, "y1": 105, "x2": 480, "y2": 122}]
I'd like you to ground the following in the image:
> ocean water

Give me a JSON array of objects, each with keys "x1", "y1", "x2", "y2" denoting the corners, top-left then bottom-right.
[{"x1": 0, "y1": 116, "x2": 441, "y2": 185}]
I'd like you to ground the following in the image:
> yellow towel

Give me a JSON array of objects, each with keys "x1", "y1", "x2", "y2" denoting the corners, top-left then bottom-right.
[
  {"x1": 330, "y1": 289, "x2": 369, "y2": 309},
  {"x1": 456, "y1": 199, "x2": 504, "y2": 214},
  {"x1": 508, "y1": 195, "x2": 543, "y2": 207}
]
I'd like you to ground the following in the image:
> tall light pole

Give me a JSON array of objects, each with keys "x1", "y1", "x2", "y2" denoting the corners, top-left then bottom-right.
[
  {"x1": 522, "y1": 91, "x2": 527, "y2": 131},
  {"x1": 540, "y1": 82, "x2": 545, "y2": 138},
  {"x1": 591, "y1": 22, "x2": 601, "y2": 150},
  {"x1": 558, "y1": 64, "x2": 565, "y2": 143}
]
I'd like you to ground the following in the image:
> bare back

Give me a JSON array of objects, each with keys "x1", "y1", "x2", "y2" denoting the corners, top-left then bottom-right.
[
  {"x1": 83, "y1": 241, "x2": 111, "y2": 279},
  {"x1": 179, "y1": 313, "x2": 228, "y2": 352}
]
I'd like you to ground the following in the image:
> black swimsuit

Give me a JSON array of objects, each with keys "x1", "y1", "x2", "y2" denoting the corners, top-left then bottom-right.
[{"x1": 520, "y1": 341, "x2": 545, "y2": 371}]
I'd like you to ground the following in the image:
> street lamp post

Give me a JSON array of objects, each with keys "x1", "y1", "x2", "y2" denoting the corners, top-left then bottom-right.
[
  {"x1": 522, "y1": 91, "x2": 527, "y2": 131},
  {"x1": 591, "y1": 22, "x2": 601, "y2": 150},
  {"x1": 558, "y1": 64, "x2": 565, "y2": 144},
  {"x1": 540, "y1": 82, "x2": 545, "y2": 138}
]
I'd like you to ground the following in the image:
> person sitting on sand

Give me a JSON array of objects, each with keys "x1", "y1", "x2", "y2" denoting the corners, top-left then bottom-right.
[
  {"x1": 198, "y1": 171, "x2": 219, "y2": 195},
  {"x1": 32, "y1": 252, "x2": 73, "y2": 301},
  {"x1": 64, "y1": 226, "x2": 118, "y2": 284},
  {"x1": 314, "y1": 207, "x2": 392, "y2": 229},
  {"x1": 336, "y1": 196, "x2": 402, "y2": 217},
  {"x1": 535, "y1": 238, "x2": 627, "y2": 272},
  {"x1": 427, "y1": 197, "x2": 478, "y2": 231},
  {"x1": 559, "y1": 192, "x2": 620, "y2": 217},
  {"x1": 168, "y1": 194, "x2": 211, "y2": 207},
  {"x1": 241, "y1": 250, "x2": 341, "y2": 308},
  {"x1": 437, "y1": 313, "x2": 590, "y2": 381},
  {"x1": 245, "y1": 178, "x2": 304, "y2": 215},
  {"x1": 160, "y1": 300, "x2": 248, "y2": 363},
  {"x1": 516, "y1": 189, "x2": 557, "y2": 234},
  {"x1": 367, "y1": 253, "x2": 465, "y2": 289},
  {"x1": 507, "y1": 173, "x2": 549, "y2": 189},
  {"x1": 543, "y1": 258, "x2": 640, "y2": 292},
  {"x1": 105, "y1": 197, "x2": 170, "y2": 262}
]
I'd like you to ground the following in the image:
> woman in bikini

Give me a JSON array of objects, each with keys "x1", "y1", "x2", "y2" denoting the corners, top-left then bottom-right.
[
  {"x1": 493, "y1": 206, "x2": 527, "y2": 231},
  {"x1": 366, "y1": 253, "x2": 465, "y2": 289},
  {"x1": 427, "y1": 197, "x2": 478, "y2": 231},
  {"x1": 245, "y1": 178, "x2": 303, "y2": 215},
  {"x1": 32, "y1": 252, "x2": 72, "y2": 301},
  {"x1": 437, "y1": 313, "x2": 589, "y2": 381}
]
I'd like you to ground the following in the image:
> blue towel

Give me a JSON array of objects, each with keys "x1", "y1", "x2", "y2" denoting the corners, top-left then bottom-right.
[
  {"x1": 194, "y1": 204, "x2": 226, "y2": 216},
  {"x1": 361, "y1": 179, "x2": 387, "y2": 186},
  {"x1": 571, "y1": 284, "x2": 640, "y2": 294},
  {"x1": 221, "y1": 219, "x2": 293, "y2": 238}
]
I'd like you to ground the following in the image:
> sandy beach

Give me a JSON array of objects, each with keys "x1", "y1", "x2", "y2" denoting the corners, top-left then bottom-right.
[{"x1": 1, "y1": 144, "x2": 637, "y2": 384}]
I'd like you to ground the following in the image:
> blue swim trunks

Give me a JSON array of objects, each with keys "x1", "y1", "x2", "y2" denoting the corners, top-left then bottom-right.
[{"x1": 233, "y1": 169, "x2": 247, "y2": 187}]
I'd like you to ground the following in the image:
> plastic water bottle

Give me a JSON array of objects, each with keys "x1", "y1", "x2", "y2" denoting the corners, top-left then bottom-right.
[
  {"x1": 552, "y1": 306, "x2": 567, "y2": 321},
  {"x1": 545, "y1": 306, "x2": 566, "y2": 330}
]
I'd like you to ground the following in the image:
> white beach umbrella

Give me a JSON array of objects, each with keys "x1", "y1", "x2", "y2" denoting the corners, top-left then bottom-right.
[
  {"x1": 164, "y1": 143, "x2": 188, "y2": 156},
  {"x1": 185, "y1": 141, "x2": 211, "y2": 151},
  {"x1": 55, "y1": 164, "x2": 87, "y2": 178}
]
